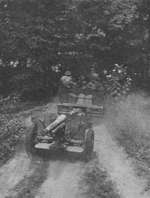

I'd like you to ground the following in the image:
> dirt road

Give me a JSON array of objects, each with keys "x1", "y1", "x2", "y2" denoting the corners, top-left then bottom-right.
[
  {"x1": 0, "y1": 102, "x2": 150, "y2": 198},
  {"x1": 35, "y1": 161, "x2": 84, "y2": 198},
  {"x1": 94, "y1": 124, "x2": 150, "y2": 198},
  {"x1": 0, "y1": 152, "x2": 84, "y2": 198},
  {"x1": 0, "y1": 152, "x2": 31, "y2": 198}
]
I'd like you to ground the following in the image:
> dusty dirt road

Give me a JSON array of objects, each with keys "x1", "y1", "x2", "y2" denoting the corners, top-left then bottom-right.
[
  {"x1": 0, "y1": 153, "x2": 84, "y2": 198},
  {"x1": 0, "y1": 102, "x2": 150, "y2": 198},
  {"x1": 0, "y1": 152, "x2": 31, "y2": 198},
  {"x1": 35, "y1": 160, "x2": 84, "y2": 198},
  {"x1": 94, "y1": 124, "x2": 150, "y2": 198}
]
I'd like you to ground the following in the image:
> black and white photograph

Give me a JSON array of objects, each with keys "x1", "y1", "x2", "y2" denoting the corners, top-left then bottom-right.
[{"x1": 0, "y1": 0, "x2": 150, "y2": 197}]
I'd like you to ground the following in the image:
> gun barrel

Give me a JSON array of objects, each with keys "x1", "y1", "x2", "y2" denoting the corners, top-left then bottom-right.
[{"x1": 45, "y1": 114, "x2": 67, "y2": 131}]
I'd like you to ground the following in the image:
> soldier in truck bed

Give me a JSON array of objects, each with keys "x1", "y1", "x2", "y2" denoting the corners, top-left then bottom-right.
[
  {"x1": 60, "y1": 71, "x2": 76, "y2": 88},
  {"x1": 59, "y1": 71, "x2": 77, "y2": 102}
]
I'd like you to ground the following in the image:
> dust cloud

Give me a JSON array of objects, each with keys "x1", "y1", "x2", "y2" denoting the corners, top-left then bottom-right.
[
  {"x1": 95, "y1": 124, "x2": 150, "y2": 198},
  {"x1": 104, "y1": 93, "x2": 150, "y2": 140},
  {"x1": 94, "y1": 93, "x2": 150, "y2": 198}
]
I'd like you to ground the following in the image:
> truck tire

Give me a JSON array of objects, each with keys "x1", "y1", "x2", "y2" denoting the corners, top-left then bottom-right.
[{"x1": 83, "y1": 129, "x2": 94, "y2": 161}]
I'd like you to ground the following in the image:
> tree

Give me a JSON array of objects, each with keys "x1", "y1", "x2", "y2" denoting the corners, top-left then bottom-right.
[
  {"x1": 0, "y1": 0, "x2": 149, "y2": 98},
  {"x1": 0, "y1": 0, "x2": 68, "y2": 98}
]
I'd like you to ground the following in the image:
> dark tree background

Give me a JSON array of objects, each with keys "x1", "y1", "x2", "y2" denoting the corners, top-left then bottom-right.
[{"x1": 0, "y1": 0, "x2": 149, "y2": 100}]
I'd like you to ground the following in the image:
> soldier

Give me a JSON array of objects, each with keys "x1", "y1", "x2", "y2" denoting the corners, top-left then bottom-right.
[
  {"x1": 59, "y1": 71, "x2": 77, "y2": 103},
  {"x1": 60, "y1": 71, "x2": 73, "y2": 88},
  {"x1": 89, "y1": 67, "x2": 99, "y2": 81}
]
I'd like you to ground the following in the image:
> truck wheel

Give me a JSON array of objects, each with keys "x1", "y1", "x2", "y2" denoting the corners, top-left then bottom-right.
[{"x1": 83, "y1": 129, "x2": 94, "y2": 161}]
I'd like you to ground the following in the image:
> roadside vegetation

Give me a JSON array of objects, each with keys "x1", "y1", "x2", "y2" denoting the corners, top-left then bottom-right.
[
  {"x1": 80, "y1": 158, "x2": 120, "y2": 198},
  {"x1": 0, "y1": 0, "x2": 150, "y2": 101},
  {"x1": 0, "y1": 113, "x2": 24, "y2": 166}
]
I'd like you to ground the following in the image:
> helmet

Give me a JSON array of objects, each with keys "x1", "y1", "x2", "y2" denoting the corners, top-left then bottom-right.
[
  {"x1": 65, "y1": 71, "x2": 71, "y2": 76},
  {"x1": 103, "y1": 70, "x2": 107, "y2": 75}
]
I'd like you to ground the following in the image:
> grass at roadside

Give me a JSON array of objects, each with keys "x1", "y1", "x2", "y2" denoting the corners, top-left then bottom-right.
[
  {"x1": 0, "y1": 97, "x2": 55, "y2": 166},
  {"x1": 80, "y1": 158, "x2": 120, "y2": 198},
  {"x1": 0, "y1": 114, "x2": 25, "y2": 166}
]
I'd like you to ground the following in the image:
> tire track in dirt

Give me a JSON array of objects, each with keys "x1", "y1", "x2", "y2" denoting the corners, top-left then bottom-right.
[
  {"x1": 35, "y1": 160, "x2": 84, "y2": 198},
  {"x1": 8, "y1": 157, "x2": 49, "y2": 198},
  {"x1": 94, "y1": 124, "x2": 150, "y2": 198},
  {"x1": 0, "y1": 152, "x2": 32, "y2": 198}
]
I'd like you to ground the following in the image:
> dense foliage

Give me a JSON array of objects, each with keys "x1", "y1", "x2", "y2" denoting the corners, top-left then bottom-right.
[{"x1": 0, "y1": 0, "x2": 149, "y2": 99}]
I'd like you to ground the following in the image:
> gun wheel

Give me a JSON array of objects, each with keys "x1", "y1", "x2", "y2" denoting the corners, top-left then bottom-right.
[
  {"x1": 25, "y1": 119, "x2": 45, "y2": 157},
  {"x1": 83, "y1": 129, "x2": 94, "y2": 161}
]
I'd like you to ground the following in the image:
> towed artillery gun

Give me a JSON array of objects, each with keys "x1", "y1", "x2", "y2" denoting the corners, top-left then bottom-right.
[{"x1": 25, "y1": 94, "x2": 103, "y2": 161}]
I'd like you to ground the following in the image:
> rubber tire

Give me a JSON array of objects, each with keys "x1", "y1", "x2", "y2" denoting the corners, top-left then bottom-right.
[
  {"x1": 25, "y1": 119, "x2": 45, "y2": 156},
  {"x1": 83, "y1": 129, "x2": 94, "y2": 161}
]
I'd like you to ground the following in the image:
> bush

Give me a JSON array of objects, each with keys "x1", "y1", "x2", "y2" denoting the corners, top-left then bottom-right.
[{"x1": 0, "y1": 114, "x2": 25, "y2": 165}]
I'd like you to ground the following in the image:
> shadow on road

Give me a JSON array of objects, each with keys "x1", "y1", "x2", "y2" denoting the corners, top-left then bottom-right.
[{"x1": 28, "y1": 149, "x2": 97, "y2": 164}]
